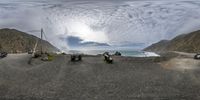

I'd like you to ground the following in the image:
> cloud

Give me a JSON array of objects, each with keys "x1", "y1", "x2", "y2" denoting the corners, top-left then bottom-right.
[
  {"x1": 65, "y1": 21, "x2": 108, "y2": 43},
  {"x1": 66, "y1": 36, "x2": 109, "y2": 49},
  {"x1": 1, "y1": 0, "x2": 200, "y2": 51}
]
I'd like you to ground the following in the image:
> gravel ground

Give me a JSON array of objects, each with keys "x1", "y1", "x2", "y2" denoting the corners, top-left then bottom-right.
[{"x1": 0, "y1": 53, "x2": 200, "y2": 100}]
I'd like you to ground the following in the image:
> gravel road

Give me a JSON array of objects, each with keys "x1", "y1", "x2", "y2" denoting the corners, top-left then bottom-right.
[{"x1": 0, "y1": 54, "x2": 200, "y2": 100}]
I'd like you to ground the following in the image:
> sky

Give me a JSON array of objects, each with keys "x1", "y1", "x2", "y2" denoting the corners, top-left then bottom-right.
[{"x1": 0, "y1": 0, "x2": 200, "y2": 51}]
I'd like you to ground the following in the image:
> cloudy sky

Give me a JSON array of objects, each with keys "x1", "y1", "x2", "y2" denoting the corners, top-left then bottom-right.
[{"x1": 0, "y1": 0, "x2": 200, "y2": 51}]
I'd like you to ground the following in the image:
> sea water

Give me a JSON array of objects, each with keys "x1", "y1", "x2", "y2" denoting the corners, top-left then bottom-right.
[{"x1": 68, "y1": 50, "x2": 160, "y2": 57}]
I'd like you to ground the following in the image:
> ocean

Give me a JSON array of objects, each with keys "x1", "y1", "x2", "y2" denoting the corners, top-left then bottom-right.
[{"x1": 67, "y1": 50, "x2": 160, "y2": 57}]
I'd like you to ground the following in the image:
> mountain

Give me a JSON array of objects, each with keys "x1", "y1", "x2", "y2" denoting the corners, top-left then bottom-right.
[
  {"x1": 144, "y1": 40, "x2": 170, "y2": 52},
  {"x1": 144, "y1": 30, "x2": 200, "y2": 53},
  {"x1": 0, "y1": 28, "x2": 59, "y2": 53}
]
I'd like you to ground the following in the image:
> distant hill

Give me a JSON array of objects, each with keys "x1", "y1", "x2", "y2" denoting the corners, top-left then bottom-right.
[
  {"x1": 144, "y1": 30, "x2": 200, "y2": 53},
  {"x1": 0, "y1": 28, "x2": 59, "y2": 53}
]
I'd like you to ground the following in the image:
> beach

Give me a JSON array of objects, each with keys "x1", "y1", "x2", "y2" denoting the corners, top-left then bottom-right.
[{"x1": 0, "y1": 52, "x2": 200, "y2": 100}]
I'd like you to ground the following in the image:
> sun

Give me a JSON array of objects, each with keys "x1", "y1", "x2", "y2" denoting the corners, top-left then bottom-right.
[{"x1": 66, "y1": 20, "x2": 108, "y2": 43}]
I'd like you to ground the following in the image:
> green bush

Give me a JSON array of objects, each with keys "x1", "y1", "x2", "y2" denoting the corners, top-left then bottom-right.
[{"x1": 48, "y1": 55, "x2": 54, "y2": 61}]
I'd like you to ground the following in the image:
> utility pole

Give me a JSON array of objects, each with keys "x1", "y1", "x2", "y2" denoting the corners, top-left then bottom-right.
[{"x1": 41, "y1": 28, "x2": 43, "y2": 54}]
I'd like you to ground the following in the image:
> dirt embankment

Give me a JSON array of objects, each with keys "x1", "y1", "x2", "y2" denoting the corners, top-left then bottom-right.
[{"x1": 159, "y1": 51, "x2": 200, "y2": 71}]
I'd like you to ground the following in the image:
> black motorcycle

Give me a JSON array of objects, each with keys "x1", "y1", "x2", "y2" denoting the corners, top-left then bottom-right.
[
  {"x1": 194, "y1": 53, "x2": 200, "y2": 59},
  {"x1": 103, "y1": 52, "x2": 113, "y2": 64},
  {"x1": 0, "y1": 52, "x2": 7, "y2": 58},
  {"x1": 71, "y1": 54, "x2": 82, "y2": 62}
]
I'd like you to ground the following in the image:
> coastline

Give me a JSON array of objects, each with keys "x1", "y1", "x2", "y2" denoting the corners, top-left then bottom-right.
[{"x1": 67, "y1": 50, "x2": 160, "y2": 57}]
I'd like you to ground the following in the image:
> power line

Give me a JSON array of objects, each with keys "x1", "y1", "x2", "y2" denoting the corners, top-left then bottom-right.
[{"x1": 42, "y1": 29, "x2": 48, "y2": 41}]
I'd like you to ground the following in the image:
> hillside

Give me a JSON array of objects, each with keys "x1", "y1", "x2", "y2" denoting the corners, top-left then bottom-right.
[
  {"x1": 144, "y1": 30, "x2": 200, "y2": 53},
  {"x1": 0, "y1": 28, "x2": 59, "y2": 53}
]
